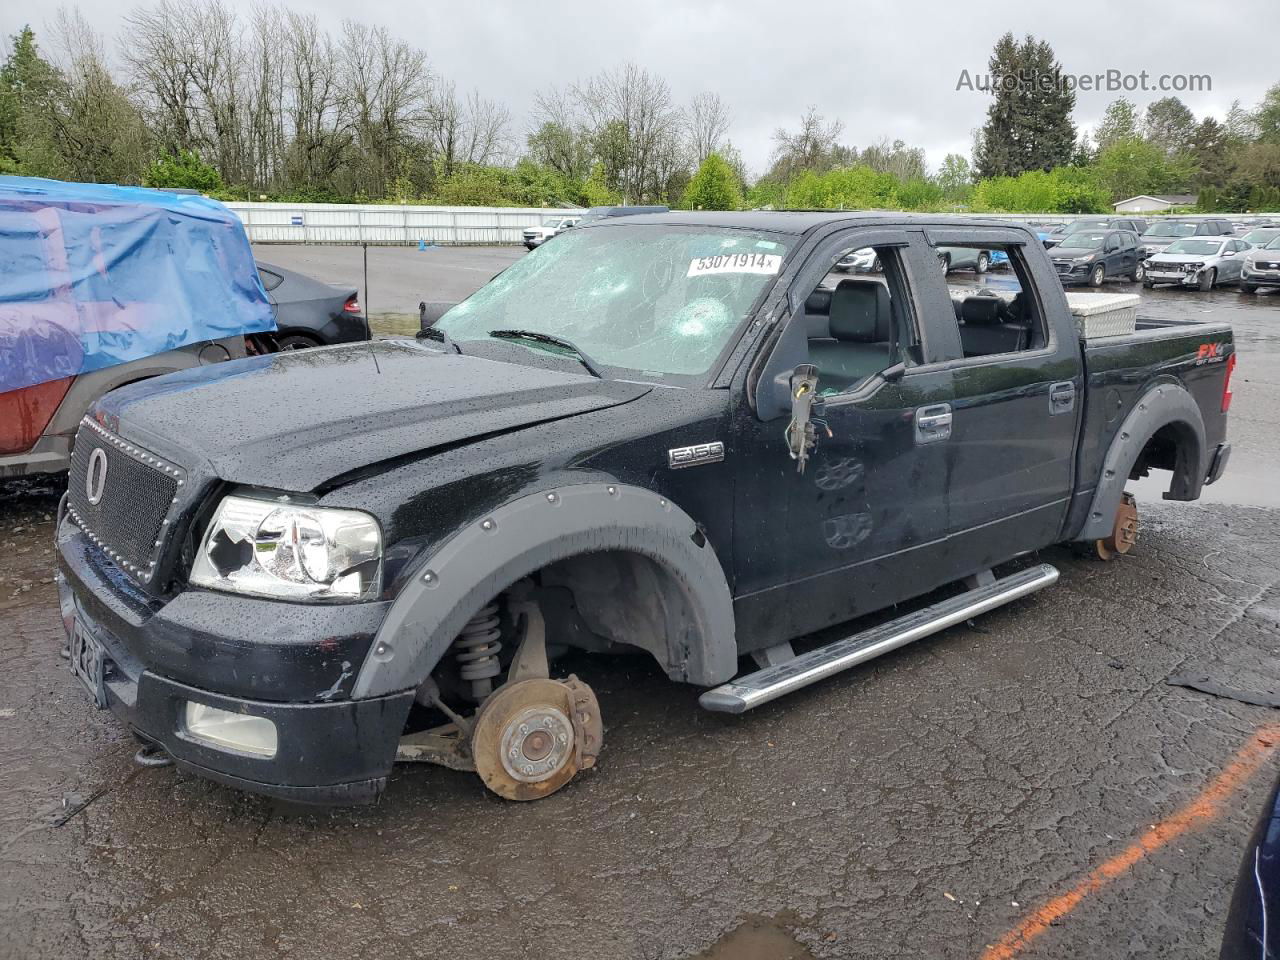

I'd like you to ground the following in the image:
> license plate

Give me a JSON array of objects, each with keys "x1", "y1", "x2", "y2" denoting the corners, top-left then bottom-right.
[{"x1": 69, "y1": 619, "x2": 108, "y2": 709}]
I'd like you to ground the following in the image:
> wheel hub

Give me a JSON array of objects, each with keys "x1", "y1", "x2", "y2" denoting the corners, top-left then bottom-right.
[{"x1": 499, "y1": 705, "x2": 574, "y2": 782}]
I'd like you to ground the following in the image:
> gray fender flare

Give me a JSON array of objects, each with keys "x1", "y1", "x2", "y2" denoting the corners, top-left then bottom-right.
[
  {"x1": 351, "y1": 483, "x2": 737, "y2": 699},
  {"x1": 1077, "y1": 382, "x2": 1206, "y2": 542}
]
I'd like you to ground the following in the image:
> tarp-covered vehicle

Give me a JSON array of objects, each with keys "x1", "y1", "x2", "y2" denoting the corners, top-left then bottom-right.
[{"x1": 0, "y1": 177, "x2": 275, "y2": 478}]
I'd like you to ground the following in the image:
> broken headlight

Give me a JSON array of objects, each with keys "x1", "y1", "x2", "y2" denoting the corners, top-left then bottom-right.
[{"x1": 190, "y1": 495, "x2": 382, "y2": 601}]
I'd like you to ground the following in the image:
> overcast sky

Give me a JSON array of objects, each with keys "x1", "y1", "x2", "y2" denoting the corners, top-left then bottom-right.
[{"x1": 4, "y1": 0, "x2": 1276, "y2": 177}]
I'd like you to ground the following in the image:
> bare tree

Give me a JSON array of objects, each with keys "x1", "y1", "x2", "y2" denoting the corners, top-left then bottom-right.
[
  {"x1": 281, "y1": 9, "x2": 347, "y2": 189},
  {"x1": 527, "y1": 85, "x2": 590, "y2": 180},
  {"x1": 573, "y1": 63, "x2": 684, "y2": 202},
  {"x1": 48, "y1": 8, "x2": 150, "y2": 183},
  {"x1": 339, "y1": 19, "x2": 431, "y2": 198},
  {"x1": 769, "y1": 106, "x2": 850, "y2": 182},
  {"x1": 687, "y1": 92, "x2": 730, "y2": 165},
  {"x1": 427, "y1": 82, "x2": 510, "y2": 175}
]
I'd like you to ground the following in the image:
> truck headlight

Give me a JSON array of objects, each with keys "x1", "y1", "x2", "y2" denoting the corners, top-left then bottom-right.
[{"x1": 191, "y1": 495, "x2": 382, "y2": 601}]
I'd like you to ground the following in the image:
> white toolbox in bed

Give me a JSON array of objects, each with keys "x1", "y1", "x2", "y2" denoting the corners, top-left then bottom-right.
[{"x1": 1064, "y1": 292, "x2": 1139, "y2": 338}]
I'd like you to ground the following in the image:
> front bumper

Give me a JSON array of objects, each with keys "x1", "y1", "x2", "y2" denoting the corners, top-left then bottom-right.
[
  {"x1": 1145, "y1": 266, "x2": 1204, "y2": 286},
  {"x1": 1242, "y1": 269, "x2": 1280, "y2": 287},
  {"x1": 56, "y1": 517, "x2": 415, "y2": 804}
]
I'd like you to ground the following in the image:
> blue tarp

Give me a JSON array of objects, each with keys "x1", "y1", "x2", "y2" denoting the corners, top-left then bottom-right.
[{"x1": 0, "y1": 176, "x2": 275, "y2": 394}]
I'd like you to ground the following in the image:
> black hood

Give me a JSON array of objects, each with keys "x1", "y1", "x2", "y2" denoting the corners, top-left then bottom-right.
[{"x1": 95, "y1": 340, "x2": 649, "y2": 490}]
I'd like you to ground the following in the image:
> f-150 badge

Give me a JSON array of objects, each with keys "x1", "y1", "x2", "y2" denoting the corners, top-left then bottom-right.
[{"x1": 668, "y1": 442, "x2": 725, "y2": 469}]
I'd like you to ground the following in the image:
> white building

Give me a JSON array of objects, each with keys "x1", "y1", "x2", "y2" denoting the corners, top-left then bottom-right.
[{"x1": 1112, "y1": 194, "x2": 1198, "y2": 213}]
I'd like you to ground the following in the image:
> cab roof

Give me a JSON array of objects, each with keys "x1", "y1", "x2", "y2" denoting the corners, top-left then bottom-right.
[{"x1": 587, "y1": 209, "x2": 1034, "y2": 237}]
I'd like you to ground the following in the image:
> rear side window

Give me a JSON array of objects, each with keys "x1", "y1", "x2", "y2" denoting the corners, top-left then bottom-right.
[{"x1": 929, "y1": 241, "x2": 1047, "y2": 360}]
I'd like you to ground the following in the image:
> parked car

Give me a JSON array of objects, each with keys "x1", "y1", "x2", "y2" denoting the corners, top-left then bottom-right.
[
  {"x1": 834, "y1": 246, "x2": 882, "y2": 272},
  {"x1": 1239, "y1": 226, "x2": 1280, "y2": 248},
  {"x1": 1143, "y1": 237, "x2": 1249, "y2": 290},
  {"x1": 1049, "y1": 229, "x2": 1143, "y2": 286},
  {"x1": 1045, "y1": 217, "x2": 1147, "y2": 249},
  {"x1": 0, "y1": 177, "x2": 272, "y2": 479},
  {"x1": 1240, "y1": 235, "x2": 1280, "y2": 293},
  {"x1": 56, "y1": 211, "x2": 1233, "y2": 805},
  {"x1": 521, "y1": 216, "x2": 581, "y2": 250},
  {"x1": 1041, "y1": 222, "x2": 1079, "y2": 248},
  {"x1": 1138, "y1": 218, "x2": 1235, "y2": 258},
  {"x1": 1220, "y1": 768, "x2": 1280, "y2": 959},
  {"x1": 937, "y1": 245, "x2": 992, "y2": 273},
  {"x1": 255, "y1": 262, "x2": 367, "y2": 350}
]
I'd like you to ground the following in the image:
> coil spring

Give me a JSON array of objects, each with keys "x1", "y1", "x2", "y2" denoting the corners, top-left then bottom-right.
[{"x1": 454, "y1": 602, "x2": 502, "y2": 697}]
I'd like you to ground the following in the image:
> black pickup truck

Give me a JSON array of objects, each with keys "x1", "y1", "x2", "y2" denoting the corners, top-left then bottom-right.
[{"x1": 55, "y1": 213, "x2": 1234, "y2": 804}]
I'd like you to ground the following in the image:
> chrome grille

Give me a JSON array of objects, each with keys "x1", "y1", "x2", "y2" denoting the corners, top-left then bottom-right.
[{"x1": 67, "y1": 418, "x2": 184, "y2": 583}]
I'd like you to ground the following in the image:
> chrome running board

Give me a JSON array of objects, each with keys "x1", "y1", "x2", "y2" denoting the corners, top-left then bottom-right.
[{"x1": 699, "y1": 563, "x2": 1059, "y2": 714}]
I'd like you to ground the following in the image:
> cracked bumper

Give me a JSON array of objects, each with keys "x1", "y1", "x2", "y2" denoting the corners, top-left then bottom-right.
[{"x1": 56, "y1": 517, "x2": 415, "y2": 804}]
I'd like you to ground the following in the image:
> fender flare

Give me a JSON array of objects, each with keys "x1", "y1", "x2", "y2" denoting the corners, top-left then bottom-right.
[
  {"x1": 350, "y1": 483, "x2": 737, "y2": 699},
  {"x1": 1077, "y1": 382, "x2": 1206, "y2": 542}
]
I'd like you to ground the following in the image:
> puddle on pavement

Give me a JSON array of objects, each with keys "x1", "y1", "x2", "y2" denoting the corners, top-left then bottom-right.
[{"x1": 690, "y1": 920, "x2": 818, "y2": 960}]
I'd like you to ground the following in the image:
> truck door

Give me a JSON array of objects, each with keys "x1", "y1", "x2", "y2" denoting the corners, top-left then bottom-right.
[
  {"x1": 731, "y1": 230, "x2": 954, "y2": 648},
  {"x1": 919, "y1": 227, "x2": 1080, "y2": 565}
]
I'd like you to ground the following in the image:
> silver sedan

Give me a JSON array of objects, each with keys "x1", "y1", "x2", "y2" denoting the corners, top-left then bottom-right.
[{"x1": 1142, "y1": 237, "x2": 1250, "y2": 291}]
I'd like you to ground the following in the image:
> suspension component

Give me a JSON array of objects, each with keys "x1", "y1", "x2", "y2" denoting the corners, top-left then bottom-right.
[{"x1": 454, "y1": 602, "x2": 503, "y2": 700}]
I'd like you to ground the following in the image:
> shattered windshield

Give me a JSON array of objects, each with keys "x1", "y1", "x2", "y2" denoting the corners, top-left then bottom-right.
[{"x1": 436, "y1": 225, "x2": 789, "y2": 381}]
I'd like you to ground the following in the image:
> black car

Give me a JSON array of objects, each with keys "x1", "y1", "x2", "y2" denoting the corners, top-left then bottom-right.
[
  {"x1": 1044, "y1": 217, "x2": 1148, "y2": 249},
  {"x1": 1048, "y1": 229, "x2": 1143, "y2": 285},
  {"x1": 256, "y1": 261, "x2": 368, "y2": 350},
  {"x1": 1221, "y1": 769, "x2": 1280, "y2": 958}
]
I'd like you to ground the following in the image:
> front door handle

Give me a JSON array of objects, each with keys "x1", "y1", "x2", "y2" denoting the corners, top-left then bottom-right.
[
  {"x1": 915, "y1": 403, "x2": 952, "y2": 444},
  {"x1": 1049, "y1": 380, "x2": 1076, "y2": 416}
]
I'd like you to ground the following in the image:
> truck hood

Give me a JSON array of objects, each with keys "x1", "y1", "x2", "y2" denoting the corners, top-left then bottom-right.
[{"x1": 95, "y1": 339, "x2": 650, "y2": 490}]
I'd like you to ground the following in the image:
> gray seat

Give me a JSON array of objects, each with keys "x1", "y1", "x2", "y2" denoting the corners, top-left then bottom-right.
[
  {"x1": 959, "y1": 295, "x2": 1026, "y2": 357},
  {"x1": 808, "y1": 279, "x2": 895, "y2": 392}
]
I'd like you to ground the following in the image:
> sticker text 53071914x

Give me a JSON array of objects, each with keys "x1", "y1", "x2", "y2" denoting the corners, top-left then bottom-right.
[{"x1": 687, "y1": 253, "x2": 782, "y2": 277}]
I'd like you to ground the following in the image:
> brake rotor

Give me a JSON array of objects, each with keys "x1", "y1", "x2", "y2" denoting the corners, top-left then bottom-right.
[
  {"x1": 1096, "y1": 492, "x2": 1139, "y2": 560},
  {"x1": 471, "y1": 676, "x2": 602, "y2": 801}
]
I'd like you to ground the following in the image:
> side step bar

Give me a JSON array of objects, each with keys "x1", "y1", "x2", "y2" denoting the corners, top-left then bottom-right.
[{"x1": 699, "y1": 563, "x2": 1059, "y2": 714}]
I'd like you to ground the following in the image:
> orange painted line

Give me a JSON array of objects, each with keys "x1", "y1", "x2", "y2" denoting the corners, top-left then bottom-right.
[{"x1": 980, "y1": 723, "x2": 1280, "y2": 960}]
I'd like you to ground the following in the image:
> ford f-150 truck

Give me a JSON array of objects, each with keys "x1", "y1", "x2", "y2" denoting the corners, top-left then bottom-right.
[{"x1": 55, "y1": 213, "x2": 1234, "y2": 805}]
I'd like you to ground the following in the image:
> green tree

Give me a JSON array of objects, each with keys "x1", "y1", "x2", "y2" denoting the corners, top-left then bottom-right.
[
  {"x1": 1143, "y1": 96, "x2": 1197, "y2": 156},
  {"x1": 936, "y1": 153, "x2": 972, "y2": 203},
  {"x1": 1257, "y1": 83, "x2": 1280, "y2": 145},
  {"x1": 1093, "y1": 136, "x2": 1194, "y2": 201},
  {"x1": 683, "y1": 152, "x2": 741, "y2": 210},
  {"x1": 1189, "y1": 117, "x2": 1230, "y2": 189},
  {"x1": 0, "y1": 26, "x2": 64, "y2": 175},
  {"x1": 973, "y1": 33, "x2": 1076, "y2": 178},
  {"x1": 145, "y1": 150, "x2": 223, "y2": 192},
  {"x1": 1093, "y1": 98, "x2": 1140, "y2": 151}
]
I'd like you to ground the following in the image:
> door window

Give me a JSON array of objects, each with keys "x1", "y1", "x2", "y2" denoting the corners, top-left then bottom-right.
[
  {"x1": 931, "y1": 243, "x2": 1047, "y2": 359},
  {"x1": 797, "y1": 245, "x2": 915, "y2": 394}
]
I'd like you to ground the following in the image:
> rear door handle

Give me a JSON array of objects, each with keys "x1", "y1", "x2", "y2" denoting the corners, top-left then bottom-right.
[
  {"x1": 1049, "y1": 380, "x2": 1076, "y2": 416},
  {"x1": 915, "y1": 403, "x2": 952, "y2": 444}
]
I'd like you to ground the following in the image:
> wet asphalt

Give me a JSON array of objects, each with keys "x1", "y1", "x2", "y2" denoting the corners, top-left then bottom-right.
[{"x1": 3, "y1": 251, "x2": 1280, "y2": 960}]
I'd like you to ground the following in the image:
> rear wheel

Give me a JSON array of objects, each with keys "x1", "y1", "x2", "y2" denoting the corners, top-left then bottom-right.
[
  {"x1": 275, "y1": 333, "x2": 321, "y2": 351},
  {"x1": 1131, "y1": 262, "x2": 1145, "y2": 283},
  {"x1": 1095, "y1": 493, "x2": 1139, "y2": 561},
  {"x1": 1199, "y1": 268, "x2": 1216, "y2": 292},
  {"x1": 1089, "y1": 263, "x2": 1105, "y2": 287},
  {"x1": 976, "y1": 251, "x2": 990, "y2": 274}
]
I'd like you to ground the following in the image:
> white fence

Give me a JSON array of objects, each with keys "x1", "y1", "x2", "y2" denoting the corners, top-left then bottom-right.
[
  {"x1": 223, "y1": 202, "x2": 1280, "y2": 246},
  {"x1": 223, "y1": 202, "x2": 583, "y2": 246}
]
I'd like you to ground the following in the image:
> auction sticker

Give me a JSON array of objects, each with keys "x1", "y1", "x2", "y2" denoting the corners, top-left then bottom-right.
[{"x1": 687, "y1": 252, "x2": 781, "y2": 277}]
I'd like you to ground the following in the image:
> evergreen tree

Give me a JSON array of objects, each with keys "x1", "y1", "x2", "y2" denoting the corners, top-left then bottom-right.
[
  {"x1": 973, "y1": 33, "x2": 1076, "y2": 178},
  {"x1": 0, "y1": 26, "x2": 64, "y2": 174},
  {"x1": 1093, "y1": 98, "x2": 1140, "y2": 151},
  {"x1": 1143, "y1": 97, "x2": 1197, "y2": 156},
  {"x1": 1257, "y1": 83, "x2": 1280, "y2": 145},
  {"x1": 1189, "y1": 117, "x2": 1230, "y2": 189}
]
